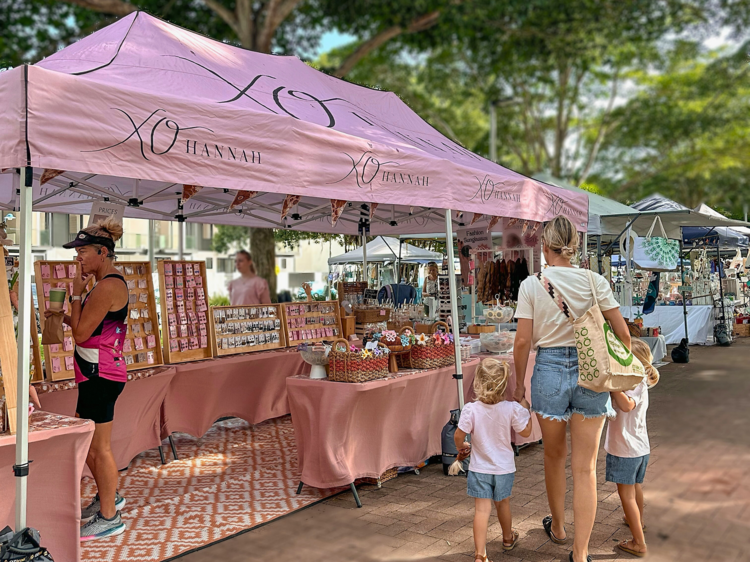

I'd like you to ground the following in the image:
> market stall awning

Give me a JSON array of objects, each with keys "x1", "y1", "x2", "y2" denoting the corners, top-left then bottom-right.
[
  {"x1": 0, "y1": 12, "x2": 589, "y2": 234},
  {"x1": 328, "y1": 236, "x2": 442, "y2": 265},
  {"x1": 532, "y1": 173, "x2": 635, "y2": 235},
  {"x1": 599, "y1": 194, "x2": 750, "y2": 240}
]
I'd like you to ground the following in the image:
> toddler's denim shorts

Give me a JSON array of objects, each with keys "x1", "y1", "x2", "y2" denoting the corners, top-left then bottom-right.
[
  {"x1": 606, "y1": 453, "x2": 649, "y2": 485},
  {"x1": 531, "y1": 347, "x2": 614, "y2": 422},
  {"x1": 467, "y1": 470, "x2": 515, "y2": 501}
]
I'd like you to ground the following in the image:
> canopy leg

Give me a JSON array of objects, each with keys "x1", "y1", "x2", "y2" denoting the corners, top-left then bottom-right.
[
  {"x1": 15, "y1": 167, "x2": 34, "y2": 530},
  {"x1": 444, "y1": 210, "x2": 465, "y2": 410}
]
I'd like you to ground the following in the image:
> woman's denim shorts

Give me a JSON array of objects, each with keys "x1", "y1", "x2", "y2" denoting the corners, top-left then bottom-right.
[
  {"x1": 531, "y1": 347, "x2": 614, "y2": 422},
  {"x1": 467, "y1": 471, "x2": 515, "y2": 501}
]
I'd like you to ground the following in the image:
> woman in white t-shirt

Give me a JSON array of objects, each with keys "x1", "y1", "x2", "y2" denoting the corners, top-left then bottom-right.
[{"x1": 513, "y1": 216, "x2": 631, "y2": 562}]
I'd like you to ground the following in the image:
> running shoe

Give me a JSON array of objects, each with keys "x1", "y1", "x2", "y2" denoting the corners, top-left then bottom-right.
[
  {"x1": 81, "y1": 492, "x2": 126, "y2": 522},
  {"x1": 80, "y1": 511, "x2": 125, "y2": 542}
]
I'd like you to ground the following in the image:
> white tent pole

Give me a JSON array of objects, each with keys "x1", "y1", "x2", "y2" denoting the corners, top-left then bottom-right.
[
  {"x1": 178, "y1": 222, "x2": 184, "y2": 259},
  {"x1": 148, "y1": 219, "x2": 155, "y2": 269},
  {"x1": 444, "y1": 210, "x2": 465, "y2": 410},
  {"x1": 15, "y1": 167, "x2": 33, "y2": 530}
]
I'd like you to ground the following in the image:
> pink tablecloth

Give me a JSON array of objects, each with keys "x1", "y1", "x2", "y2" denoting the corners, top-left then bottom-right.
[
  {"x1": 287, "y1": 360, "x2": 479, "y2": 489},
  {"x1": 0, "y1": 412, "x2": 94, "y2": 562},
  {"x1": 36, "y1": 367, "x2": 176, "y2": 471},
  {"x1": 162, "y1": 350, "x2": 308, "y2": 439}
]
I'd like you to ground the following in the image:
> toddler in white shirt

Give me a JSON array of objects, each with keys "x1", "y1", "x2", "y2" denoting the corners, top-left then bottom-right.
[
  {"x1": 452, "y1": 358, "x2": 533, "y2": 561},
  {"x1": 605, "y1": 338, "x2": 660, "y2": 558}
]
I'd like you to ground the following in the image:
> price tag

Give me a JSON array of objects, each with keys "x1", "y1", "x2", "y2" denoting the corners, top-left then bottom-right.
[{"x1": 379, "y1": 309, "x2": 386, "y2": 316}]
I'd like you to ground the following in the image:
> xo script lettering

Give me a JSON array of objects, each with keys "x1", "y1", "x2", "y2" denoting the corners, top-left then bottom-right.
[{"x1": 330, "y1": 151, "x2": 398, "y2": 189}]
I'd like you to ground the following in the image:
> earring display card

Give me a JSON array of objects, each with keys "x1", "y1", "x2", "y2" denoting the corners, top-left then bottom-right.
[
  {"x1": 158, "y1": 260, "x2": 213, "y2": 364},
  {"x1": 34, "y1": 261, "x2": 94, "y2": 381},
  {"x1": 114, "y1": 261, "x2": 164, "y2": 372},
  {"x1": 209, "y1": 304, "x2": 288, "y2": 357},
  {"x1": 280, "y1": 300, "x2": 342, "y2": 346}
]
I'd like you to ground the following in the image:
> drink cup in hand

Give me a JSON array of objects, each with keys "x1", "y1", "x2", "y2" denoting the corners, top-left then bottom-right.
[{"x1": 48, "y1": 288, "x2": 66, "y2": 311}]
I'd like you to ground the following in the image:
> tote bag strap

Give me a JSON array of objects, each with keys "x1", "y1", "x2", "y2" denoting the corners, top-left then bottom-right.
[
  {"x1": 536, "y1": 272, "x2": 575, "y2": 325},
  {"x1": 646, "y1": 215, "x2": 669, "y2": 239},
  {"x1": 586, "y1": 270, "x2": 599, "y2": 307}
]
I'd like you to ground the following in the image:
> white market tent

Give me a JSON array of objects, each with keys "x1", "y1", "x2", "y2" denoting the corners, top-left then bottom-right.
[
  {"x1": 328, "y1": 236, "x2": 442, "y2": 265},
  {"x1": 0, "y1": 12, "x2": 592, "y2": 530}
]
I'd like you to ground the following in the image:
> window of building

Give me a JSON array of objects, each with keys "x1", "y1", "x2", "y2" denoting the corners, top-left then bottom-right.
[
  {"x1": 205, "y1": 257, "x2": 213, "y2": 269},
  {"x1": 217, "y1": 258, "x2": 234, "y2": 273}
]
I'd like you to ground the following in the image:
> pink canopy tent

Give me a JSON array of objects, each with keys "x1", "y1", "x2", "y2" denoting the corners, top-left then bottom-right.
[{"x1": 0, "y1": 11, "x2": 589, "y2": 533}]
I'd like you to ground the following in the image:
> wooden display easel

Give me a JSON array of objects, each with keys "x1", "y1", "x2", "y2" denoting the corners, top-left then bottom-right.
[
  {"x1": 157, "y1": 260, "x2": 213, "y2": 364},
  {"x1": 209, "y1": 304, "x2": 287, "y2": 356},
  {"x1": 117, "y1": 261, "x2": 164, "y2": 370},
  {"x1": 0, "y1": 264, "x2": 20, "y2": 433},
  {"x1": 281, "y1": 300, "x2": 342, "y2": 346}
]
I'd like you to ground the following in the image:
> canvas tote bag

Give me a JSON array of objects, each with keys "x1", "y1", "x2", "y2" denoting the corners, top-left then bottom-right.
[
  {"x1": 537, "y1": 270, "x2": 645, "y2": 393},
  {"x1": 632, "y1": 216, "x2": 680, "y2": 272}
]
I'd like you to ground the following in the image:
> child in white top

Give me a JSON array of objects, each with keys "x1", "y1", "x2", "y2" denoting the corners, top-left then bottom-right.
[
  {"x1": 453, "y1": 358, "x2": 532, "y2": 561},
  {"x1": 605, "y1": 338, "x2": 660, "y2": 558}
]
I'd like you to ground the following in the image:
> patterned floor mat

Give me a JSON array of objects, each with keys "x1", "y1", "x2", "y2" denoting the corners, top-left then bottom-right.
[{"x1": 81, "y1": 416, "x2": 341, "y2": 562}]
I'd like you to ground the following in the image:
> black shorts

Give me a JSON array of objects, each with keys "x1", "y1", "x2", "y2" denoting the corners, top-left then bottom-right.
[{"x1": 76, "y1": 377, "x2": 126, "y2": 424}]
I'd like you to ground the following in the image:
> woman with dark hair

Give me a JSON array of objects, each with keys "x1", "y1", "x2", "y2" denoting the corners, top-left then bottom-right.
[
  {"x1": 52, "y1": 217, "x2": 129, "y2": 541},
  {"x1": 227, "y1": 250, "x2": 271, "y2": 305}
]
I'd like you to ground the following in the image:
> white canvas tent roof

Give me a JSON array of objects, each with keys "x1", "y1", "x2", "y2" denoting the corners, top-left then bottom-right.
[{"x1": 328, "y1": 236, "x2": 442, "y2": 265}]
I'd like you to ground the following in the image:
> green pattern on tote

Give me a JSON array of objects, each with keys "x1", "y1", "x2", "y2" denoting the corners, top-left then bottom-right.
[
  {"x1": 642, "y1": 236, "x2": 679, "y2": 266},
  {"x1": 575, "y1": 327, "x2": 601, "y2": 382},
  {"x1": 603, "y1": 323, "x2": 634, "y2": 367}
]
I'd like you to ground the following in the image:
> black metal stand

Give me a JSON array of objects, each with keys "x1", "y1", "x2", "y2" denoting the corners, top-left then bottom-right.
[
  {"x1": 158, "y1": 446, "x2": 166, "y2": 465},
  {"x1": 349, "y1": 483, "x2": 362, "y2": 508},
  {"x1": 296, "y1": 481, "x2": 362, "y2": 508},
  {"x1": 168, "y1": 435, "x2": 179, "y2": 460}
]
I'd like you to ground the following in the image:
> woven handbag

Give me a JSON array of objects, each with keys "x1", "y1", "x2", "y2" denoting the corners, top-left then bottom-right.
[
  {"x1": 328, "y1": 339, "x2": 389, "y2": 383},
  {"x1": 537, "y1": 270, "x2": 645, "y2": 393},
  {"x1": 408, "y1": 322, "x2": 456, "y2": 370}
]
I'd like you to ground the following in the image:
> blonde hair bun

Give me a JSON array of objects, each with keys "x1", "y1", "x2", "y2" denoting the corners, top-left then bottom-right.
[
  {"x1": 542, "y1": 216, "x2": 579, "y2": 260},
  {"x1": 85, "y1": 216, "x2": 123, "y2": 242}
]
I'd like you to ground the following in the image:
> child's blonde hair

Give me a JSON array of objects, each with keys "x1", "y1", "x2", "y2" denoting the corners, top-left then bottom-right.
[
  {"x1": 473, "y1": 357, "x2": 510, "y2": 405},
  {"x1": 631, "y1": 338, "x2": 660, "y2": 388}
]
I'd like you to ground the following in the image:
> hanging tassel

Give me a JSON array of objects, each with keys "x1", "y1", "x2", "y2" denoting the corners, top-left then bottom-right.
[
  {"x1": 182, "y1": 184, "x2": 202, "y2": 201},
  {"x1": 506, "y1": 217, "x2": 519, "y2": 228},
  {"x1": 471, "y1": 213, "x2": 483, "y2": 225},
  {"x1": 521, "y1": 220, "x2": 530, "y2": 235},
  {"x1": 331, "y1": 199, "x2": 347, "y2": 226},
  {"x1": 530, "y1": 221, "x2": 541, "y2": 236},
  {"x1": 228, "y1": 190, "x2": 258, "y2": 210},
  {"x1": 40, "y1": 169, "x2": 65, "y2": 186},
  {"x1": 369, "y1": 203, "x2": 378, "y2": 221},
  {"x1": 281, "y1": 194, "x2": 301, "y2": 220}
]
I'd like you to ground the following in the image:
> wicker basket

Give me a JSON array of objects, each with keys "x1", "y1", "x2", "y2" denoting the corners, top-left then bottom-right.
[
  {"x1": 387, "y1": 320, "x2": 413, "y2": 332},
  {"x1": 328, "y1": 339, "x2": 390, "y2": 383},
  {"x1": 360, "y1": 467, "x2": 398, "y2": 488},
  {"x1": 733, "y1": 323, "x2": 750, "y2": 337},
  {"x1": 407, "y1": 321, "x2": 456, "y2": 370},
  {"x1": 354, "y1": 308, "x2": 391, "y2": 323}
]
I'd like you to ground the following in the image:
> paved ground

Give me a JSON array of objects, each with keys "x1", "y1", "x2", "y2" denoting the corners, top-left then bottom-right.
[{"x1": 182, "y1": 339, "x2": 750, "y2": 562}]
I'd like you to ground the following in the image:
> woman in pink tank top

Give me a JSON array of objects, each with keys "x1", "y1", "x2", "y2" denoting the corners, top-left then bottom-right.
[{"x1": 52, "y1": 217, "x2": 130, "y2": 541}]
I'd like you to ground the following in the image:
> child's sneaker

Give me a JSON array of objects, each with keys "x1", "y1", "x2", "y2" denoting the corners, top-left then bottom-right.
[
  {"x1": 80, "y1": 511, "x2": 125, "y2": 542},
  {"x1": 81, "y1": 492, "x2": 126, "y2": 522}
]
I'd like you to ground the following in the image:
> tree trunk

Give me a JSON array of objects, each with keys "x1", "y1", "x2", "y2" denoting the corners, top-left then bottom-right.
[{"x1": 250, "y1": 227, "x2": 277, "y2": 302}]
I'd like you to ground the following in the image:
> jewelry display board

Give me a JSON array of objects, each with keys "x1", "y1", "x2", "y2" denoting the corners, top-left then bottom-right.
[
  {"x1": 209, "y1": 304, "x2": 286, "y2": 357},
  {"x1": 157, "y1": 260, "x2": 213, "y2": 364},
  {"x1": 33, "y1": 261, "x2": 94, "y2": 381},
  {"x1": 281, "y1": 300, "x2": 342, "y2": 345},
  {"x1": 5, "y1": 256, "x2": 43, "y2": 383},
  {"x1": 115, "y1": 262, "x2": 163, "y2": 371}
]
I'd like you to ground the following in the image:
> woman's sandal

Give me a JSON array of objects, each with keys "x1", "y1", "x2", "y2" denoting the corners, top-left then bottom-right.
[
  {"x1": 502, "y1": 529, "x2": 520, "y2": 551},
  {"x1": 623, "y1": 515, "x2": 647, "y2": 531},
  {"x1": 568, "y1": 553, "x2": 593, "y2": 562},
  {"x1": 543, "y1": 515, "x2": 568, "y2": 544},
  {"x1": 473, "y1": 552, "x2": 491, "y2": 562},
  {"x1": 617, "y1": 539, "x2": 647, "y2": 558}
]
